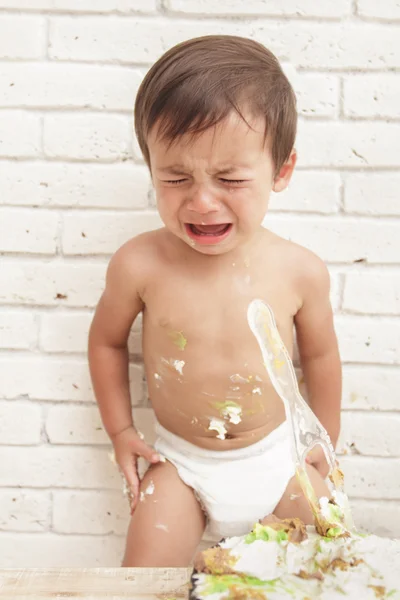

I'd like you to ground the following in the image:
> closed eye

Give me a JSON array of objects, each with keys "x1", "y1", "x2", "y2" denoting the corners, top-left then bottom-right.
[
  {"x1": 220, "y1": 179, "x2": 247, "y2": 184},
  {"x1": 163, "y1": 178, "x2": 248, "y2": 185},
  {"x1": 165, "y1": 179, "x2": 186, "y2": 185}
]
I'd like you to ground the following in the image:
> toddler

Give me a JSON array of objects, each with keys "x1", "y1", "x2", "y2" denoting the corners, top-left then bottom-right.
[{"x1": 88, "y1": 35, "x2": 341, "y2": 567}]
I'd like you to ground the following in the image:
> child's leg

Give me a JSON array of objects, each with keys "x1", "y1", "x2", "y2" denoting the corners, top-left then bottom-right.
[
  {"x1": 122, "y1": 460, "x2": 206, "y2": 567},
  {"x1": 270, "y1": 464, "x2": 331, "y2": 525}
]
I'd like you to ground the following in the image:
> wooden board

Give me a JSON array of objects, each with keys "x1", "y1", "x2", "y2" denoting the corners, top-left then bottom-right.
[{"x1": 0, "y1": 568, "x2": 191, "y2": 599}]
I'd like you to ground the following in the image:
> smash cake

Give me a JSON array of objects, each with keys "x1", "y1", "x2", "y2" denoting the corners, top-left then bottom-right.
[{"x1": 190, "y1": 502, "x2": 400, "y2": 599}]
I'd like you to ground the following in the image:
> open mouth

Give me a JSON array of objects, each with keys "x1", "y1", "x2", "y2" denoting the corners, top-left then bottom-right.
[{"x1": 185, "y1": 223, "x2": 233, "y2": 245}]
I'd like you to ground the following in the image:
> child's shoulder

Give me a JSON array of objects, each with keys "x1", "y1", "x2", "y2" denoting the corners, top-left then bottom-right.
[
  {"x1": 107, "y1": 227, "x2": 169, "y2": 279},
  {"x1": 267, "y1": 230, "x2": 330, "y2": 290},
  {"x1": 113, "y1": 227, "x2": 170, "y2": 260}
]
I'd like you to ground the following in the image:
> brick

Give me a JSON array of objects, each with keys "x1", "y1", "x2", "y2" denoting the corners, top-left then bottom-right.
[
  {"x1": 0, "y1": 208, "x2": 58, "y2": 255},
  {"x1": 40, "y1": 312, "x2": 93, "y2": 353},
  {"x1": 43, "y1": 114, "x2": 132, "y2": 161},
  {"x1": 254, "y1": 22, "x2": 400, "y2": 69},
  {"x1": 338, "y1": 412, "x2": 400, "y2": 458},
  {"x1": 0, "y1": 15, "x2": 45, "y2": 59},
  {"x1": 342, "y1": 366, "x2": 400, "y2": 411},
  {"x1": 289, "y1": 72, "x2": 339, "y2": 118},
  {"x1": 343, "y1": 273, "x2": 400, "y2": 315},
  {"x1": 0, "y1": 357, "x2": 144, "y2": 404},
  {"x1": 340, "y1": 456, "x2": 400, "y2": 499},
  {"x1": 267, "y1": 216, "x2": 400, "y2": 264},
  {"x1": 0, "y1": 358, "x2": 93, "y2": 401},
  {"x1": 53, "y1": 490, "x2": 128, "y2": 535},
  {"x1": 47, "y1": 17, "x2": 246, "y2": 64},
  {"x1": 0, "y1": 446, "x2": 120, "y2": 488},
  {"x1": 357, "y1": 0, "x2": 400, "y2": 19},
  {"x1": 46, "y1": 406, "x2": 153, "y2": 445},
  {"x1": 49, "y1": 20, "x2": 400, "y2": 70},
  {"x1": 62, "y1": 210, "x2": 162, "y2": 255},
  {"x1": 49, "y1": 15, "x2": 165, "y2": 63},
  {"x1": 296, "y1": 121, "x2": 400, "y2": 168},
  {"x1": 344, "y1": 173, "x2": 400, "y2": 216},
  {"x1": 0, "y1": 161, "x2": 150, "y2": 209},
  {"x1": 0, "y1": 0, "x2": 157, "y2": 11},
  {"x1": 165, "y1": 0, "x2": 351, "y2": 17},
  {"x1": 336, "y1": 316, "x2": 400, "y2": 365},
  {"x1": 58, "y1": 0, "x2": 157, "y2": 11},
  {"x1": 0, "y1": 532, "x2": 123, "y2": 567},
  {"x1": 269, "y1": 171, "x2": 340, "y2": 214},
  {"x1": 344, "y1": 74, "x2": 400, "y2": 118},
  {"x1": 0, "y1": 401, "x2": 42, "y2": 445},
  {"x1": 0, "y1": 111, "x2": 41, "y2": 158},
  {"x1": 0, "y1": 260, "x2": 107, "y2": 308},
  {"x1": 350, "y1": 500, "x2": 400, "y2": 538},
  {"x1": 46, "y1": 404, "x2": 108, "y2": 445},
  {"x1": 0, "y1": 490, "x2": 51, "y2": 532},
  {"x1": 0, "y1": 63, "x2": 142, "y2": 111},
  {"x1": 44, "y1": 17, "x2": 209, "y2": 64},
  {"x1": 0, "y1": 311, "x2": 37, "y2": 350}
]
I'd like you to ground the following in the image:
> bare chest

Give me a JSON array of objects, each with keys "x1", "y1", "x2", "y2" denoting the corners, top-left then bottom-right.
[{"x1": 142, "y1": 259, "x2": 299, "y2": 362}]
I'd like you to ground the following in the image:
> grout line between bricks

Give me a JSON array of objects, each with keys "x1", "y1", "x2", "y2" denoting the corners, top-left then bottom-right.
[{"x1": 0, "y1": 8, "x2": 360, "y2": 22}]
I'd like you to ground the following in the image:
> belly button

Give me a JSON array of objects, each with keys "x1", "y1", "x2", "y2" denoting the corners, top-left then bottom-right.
[{"x1": 225, "y1": 434, "x2": 235, "y2": 440}]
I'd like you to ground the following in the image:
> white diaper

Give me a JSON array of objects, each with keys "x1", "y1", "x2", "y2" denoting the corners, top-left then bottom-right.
[{"x1": 154, "y1": 421, "x2": 296, "y2": 539}]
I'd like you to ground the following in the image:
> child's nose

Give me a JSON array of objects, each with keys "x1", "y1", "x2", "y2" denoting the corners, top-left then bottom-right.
[{"x1": 186, "y1": 185, "x2": 220, "y2": 214}]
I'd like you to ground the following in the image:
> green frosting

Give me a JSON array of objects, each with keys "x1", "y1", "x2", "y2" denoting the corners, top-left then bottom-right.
[
  {"x1": 245, "y1": 522, "x2": 288, "y2": 544},
  {"x1": 203, "y1": 574, "x2": 275, "y2": 595},
  {"x1": 326, "y1": 526, "x2": 343, "y2": 538},
  {"x1": 326, "y1": 502, "x2": 345, "y2": 523},
  {"x1": 214, "y1": 400, "x2": 241, "y2": 410}
]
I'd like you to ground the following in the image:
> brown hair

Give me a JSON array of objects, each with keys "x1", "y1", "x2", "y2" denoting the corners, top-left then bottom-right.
[{"x1": 134, "y1": 35, "x2": 297, "y2": 175}]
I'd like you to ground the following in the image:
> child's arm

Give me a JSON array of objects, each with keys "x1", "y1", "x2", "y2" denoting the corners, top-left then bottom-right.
[
  {"x1": 88, "y1": 247, "x2": 143, "y2": 437},
  {"x1": 294, "y1": 256, "x2": 341, "y2": 476},
  {"x1": 88, "y1": 243, "x2": 159, "y2": 510}
]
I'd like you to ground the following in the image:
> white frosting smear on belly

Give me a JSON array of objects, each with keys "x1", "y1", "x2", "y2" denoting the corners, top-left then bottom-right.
[{"x1": 208, "y1": 418, "x2": 227, "y2": 440}]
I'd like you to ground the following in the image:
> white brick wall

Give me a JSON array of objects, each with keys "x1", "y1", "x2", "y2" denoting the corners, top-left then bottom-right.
[{"x1": 0, "y1": 0, "x2": 399, "y2": 567}]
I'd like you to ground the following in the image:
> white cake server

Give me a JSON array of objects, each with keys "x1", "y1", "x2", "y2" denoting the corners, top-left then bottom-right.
[{"x1": 247, "y1": 299, "x2": 354, "y2": 534}]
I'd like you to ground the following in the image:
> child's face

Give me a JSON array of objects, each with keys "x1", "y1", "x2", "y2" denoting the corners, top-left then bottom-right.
[{"x1": 148, "y1": 109, "x2": 295, "y2": 255}]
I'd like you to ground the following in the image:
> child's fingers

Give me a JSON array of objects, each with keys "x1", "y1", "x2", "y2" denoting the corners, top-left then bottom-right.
[
  {"x1": 129, "y1": 484, "x2": 138, "y2": 514},
  {"x1": 127, "y1": 477, "x2": 139, "y2": 514},
  {"x1": 134, "y1": 439, "x2": 160, "y2": 463},
  {"x1": 120, "y1": 459, "x2": 139, "y2": 511}
]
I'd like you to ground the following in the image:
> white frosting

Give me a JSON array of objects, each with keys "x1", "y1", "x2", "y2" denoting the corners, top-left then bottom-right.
[
  {"x1": 144, "y1": 481, "x2": 155, "y2": 495},
  {"x1": 140, "y1": 480, "x2": 155, "y2": 502},
  {"x1": 230, "y1": 374, "x2": 249, "y2": 384},
  {"x1": 208, "y1": 418, "x2": 227, "y2": 440},
  {"x1": 222, "y1": 405, "x2": 242, "y2": 424},
  {"x1": 172, "y1": 359, "x2": 185, "y2": 375}
]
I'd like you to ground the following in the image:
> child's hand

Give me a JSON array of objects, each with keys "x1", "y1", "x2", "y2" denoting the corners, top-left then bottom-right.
[
  {"x1": 305, "y1": 446, "x2": 330, "y2": 479},
  {"x1": 111, "y1": 426, "x2": 160, "y2": 514}
]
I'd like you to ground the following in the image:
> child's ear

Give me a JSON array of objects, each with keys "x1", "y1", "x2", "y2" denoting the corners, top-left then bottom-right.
[{"x1": 272, "y1": 149, "x2": 297, "y2": 193}]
